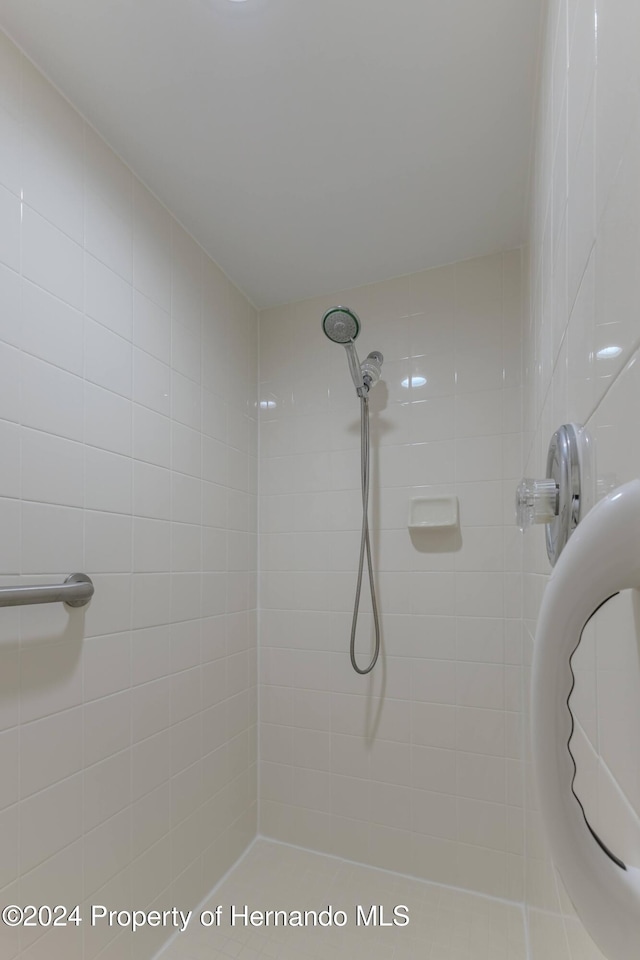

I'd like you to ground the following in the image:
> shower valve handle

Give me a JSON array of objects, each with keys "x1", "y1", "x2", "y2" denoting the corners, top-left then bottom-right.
[{"x1": 515, "y1": 477, "x2": 559, "y2": 531}]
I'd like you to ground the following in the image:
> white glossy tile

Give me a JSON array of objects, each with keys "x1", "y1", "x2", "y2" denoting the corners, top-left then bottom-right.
[
  {"x1": 172, "y1": 318, "x2": 201, "y2": 385},
  {"x1": 457, "y1": 616, "x2": 505, "y2": 662},
  {"x1": 85, "y1": 447, "x2": 132, "y2": 514},
  {"x1": 21, "y1": 352, "x2": 83, "y2": 441},
  {"x1": 22, "y1": 205, "x2": 83, "y2": 310},
  {"x1": 594, "y1": 0, "x2": 640, "y2": 221},
  {"x1": 172, "y1": 371, "x2": 201, "y2": 430},
  {"x1": 456, "y1": 436, "x2": 503, "y2": 482},
  {"x1": 85, "y1": 126, "x2": 133, "y2": 283},
  {"x1": 455, "y1": 390, "x2": 503, "y2": 439},
  {"x1": 84, "y1": 691, "x2": 131, "y2": 767},
  {"x1": 133, "y1": 290, "x2": 171, "y2": 364},
  {"x1": 568, "y1": 0, "x2": 596, "y2": 175},
  {"x1": 0, "y1": 185, "x2": 20, "y2": 272},
  {"x1": 132, "y1": 403, "x2": 170, "y2": 467},
  {"x1": 86, "y1": 254, "x2": 133, "y2": 341},
  {"x1": 21, "y1": 429, "x2": 83, "y2": 508},
  {"x1": 456, "y1": 347, "x2": 505, "y2": 394},
  {"x1": 133, "y1": 347, "x2": 171, "y2": 416},
  {"x1": 133, "y1": 461, "x2": 171, "y2": 520},
  {"x1": 410, "y1": 659, "x2": 456, "y2": 703},
  {"x1": 0, "y1": 32, "x2": 21, "y2": 198},
  {"x1": 171, "y1": 473, "x2": 201, "y2": 526},
  {"x1": 84, "y1": 749, "x2": 131, "y2": 831},
  {"x1": 411, "y1": 702, "x2": 456, "y2": 750},
  {"x1": 84, "y1": 632, "x2": 131, "y2": 703},
  {"x1": 0, "y1": 263, "x2": 20, "y2": 350},
  {"x1": 131, "y1": 782, "x2": 171, "y2": 860},
  {"x1": 133, "y1": 184, "x2": 172, "y2": 311},
  {"x1": 132, "y1": 573, "x2": 172, "y2": 630},
  {"x1": 171, "y1": 666, "x2": 202, "y2": 724},
  {"x1": 20, "y1": 774, "x2": 83, "y2": 873},
  {"x1": 21, "y1": 64, "x2": 84, "y2": 244},
  {"x1": 0, "y1": 728, "x2": 19, "y2": 811},
  {"x1": 170, "y1": 572, "x2": 201, "y2": 625},
  {"x1": 132, "y1": 678, "x2": 172, "y2": 744},
  {"x1": 84, "y1": 807, "x2": 132, "y2": 897},
  {"x1": 410, "y1": 440, "x2": 455, "y2": 486},
  {"x1": 85, "y1": 319, "x2": 133, "y2": 399},
  {"x1": 84, "y1": 381, "x2": 132, "y2": 457},
  {"x1": 0, "y1": 644, "x2": 19, "y2": 734},
  {"x1": 171, "y1": 224, "x2": 202, "y2": 332},
  {"x1": 83, "y1": 574, "x2": 132, "y2": 641},
  {"x1": 171, "y1": 422, "x2": 201, "y2": 478},
  {"x1": 21, "y1": 502, "x2": 83, "y2": 574},
  {"x1": 20, "y1": 636, "x2": 83, "y2": 723},
  {"x1": 0, "y1": 498, "x2": 19, "y2": 574},
  {"x1": 455, "y1": 526, "x2": 504, "y2": 573},
  {"x1": 456, "y1": 706, "x2": 506, "y2": 757},
  {"x1": 133, "y1": 518, "x2": 171, "y2": 573},
  {"x1": 20, "y1": 839, "x2": 84, "y2": 934},
  {"x1": 409, "y1": 353, "x2": 456, "y2": 399},
  {"x1": 131, "y1": 625, "x2": 172, "y2": 687},
  {"x1": 567, "y1": 86, "x2": 595, "y2": 311},
  {"x1": 457, "y1": 752, "x2": 506, "y2": 804},
  {"x1": 21, "y1": 279, "x2": 84, "y2": 376},
  {"x1": 456, "y1": 572, "x2": 504, "y2": 618},
  {"x1": 458, "y1": 796, "x2": 507, "y2": 851},
  {"x1": 456, "y1": 663, "x2": 505, "y2": 710}
]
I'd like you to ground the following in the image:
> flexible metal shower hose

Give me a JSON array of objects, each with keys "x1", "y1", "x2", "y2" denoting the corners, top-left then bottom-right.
[{"x1": 350, "y1": 394, "x2": 381, "y2": 674}]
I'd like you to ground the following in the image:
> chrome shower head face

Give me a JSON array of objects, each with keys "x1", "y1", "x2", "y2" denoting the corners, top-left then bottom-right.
[{"x1": 322, "y1": 307, "x2": 360, "y2": 344}]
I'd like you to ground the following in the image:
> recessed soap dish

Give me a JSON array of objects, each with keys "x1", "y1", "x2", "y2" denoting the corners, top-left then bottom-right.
[{"x1": 408, "y1": 496, "x2": 459, "y2": 530}]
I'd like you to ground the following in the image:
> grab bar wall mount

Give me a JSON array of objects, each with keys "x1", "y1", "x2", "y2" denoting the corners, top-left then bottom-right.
[{"x1": 0, "y1": 573, "x2": 94, "y2": 609}]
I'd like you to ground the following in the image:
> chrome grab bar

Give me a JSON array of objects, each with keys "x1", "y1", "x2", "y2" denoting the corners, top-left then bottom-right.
[{"x1": 0, "y1": 573, "x2": 94, "y2": 609}]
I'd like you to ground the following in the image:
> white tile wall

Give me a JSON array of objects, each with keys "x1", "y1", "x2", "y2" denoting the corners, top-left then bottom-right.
[
  {"x1": 0, "y1": 29, "x2": 257, "y2": 960},
  {"x1": 258, "y1": 250, "x2": 525, "y2": 901},
  {"x1": 524, "y1": 0, "x2": 640, "y2": 956}
]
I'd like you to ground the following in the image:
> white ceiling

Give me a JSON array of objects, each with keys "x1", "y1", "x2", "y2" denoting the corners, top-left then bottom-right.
[{"x1": 0, "y1": 0, "x2": 543, "y2": 309}]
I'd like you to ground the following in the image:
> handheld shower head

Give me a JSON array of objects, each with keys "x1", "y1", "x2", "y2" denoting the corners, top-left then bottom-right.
[
  {"x1": 322, "y1": 306, "x2": 364, "y2": 393},
  {"x1": 322, "y1": 306, "x2": 384, "y2": 397},
  {"x1": 322, "y1": 307, "x2": 360, "y2": 344}
]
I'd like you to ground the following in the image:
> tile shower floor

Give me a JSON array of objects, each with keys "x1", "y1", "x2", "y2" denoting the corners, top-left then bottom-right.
[{"x1": 158, "y1": 839, "x2": 526, "y2": 960}]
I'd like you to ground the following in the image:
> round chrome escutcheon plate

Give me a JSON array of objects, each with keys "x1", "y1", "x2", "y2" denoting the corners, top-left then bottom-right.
[{"x1": 545, "y1": 423, "x2": 590, "y2": 566}]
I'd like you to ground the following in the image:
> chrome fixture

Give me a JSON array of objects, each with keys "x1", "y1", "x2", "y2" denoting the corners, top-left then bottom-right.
[
  {"x1": 0, "y1": 573, "x2": 94, "y2": 609},
  {"x1": 516, "y1": 423, "x2": 593, "y2": 566},
  {"x1": 322, "y1": 307, "x2": 383, "y2": 398},
  {"x1": 322, "y1": 307, "x2": 384, "y2": 674}
]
